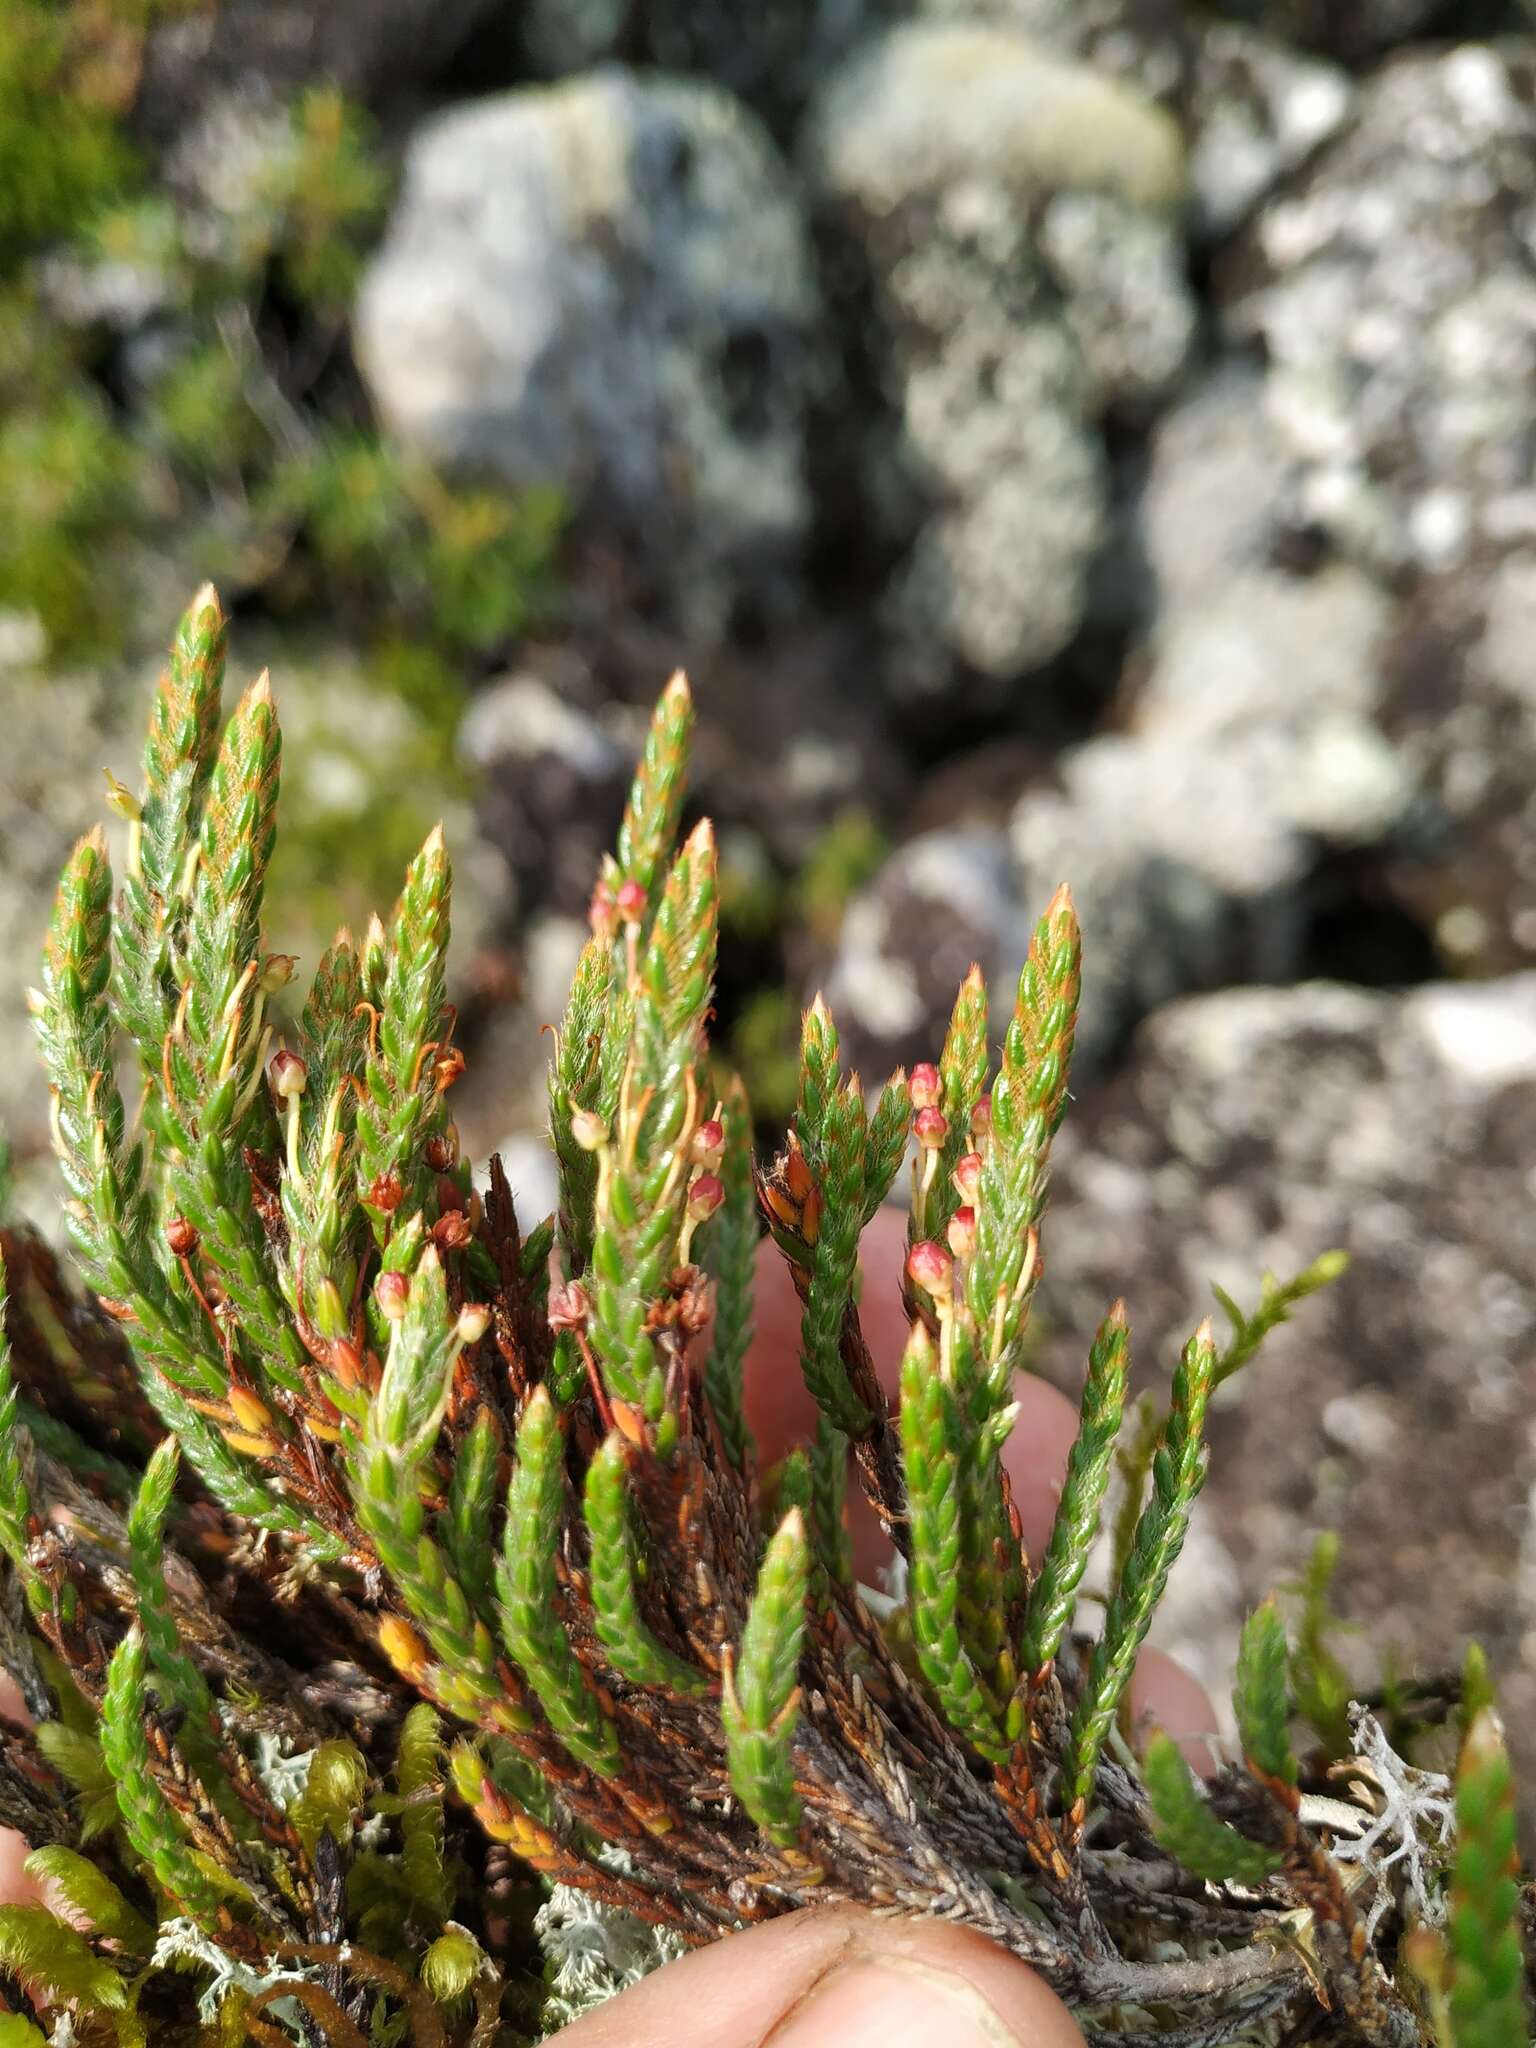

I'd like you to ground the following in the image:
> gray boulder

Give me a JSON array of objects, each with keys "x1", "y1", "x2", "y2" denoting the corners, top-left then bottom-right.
[
  {"x1": 820, "y1": 826, "x2": 1039, "y2": 1078},
  {"x1": 803, "y1": 25, "x2": 1195, "y2": 701},
  {"x1": 1229, "y1": 42, "x2": 1536, "y2": 579},
  {"x1": 1380, "y1": 550, "x2": 1536, "y2": 976},
  {"x1": 356, "y1": 73, "x2": 828, "y2": 647},
  {"x1": 1008, "y1": 568, "x2": 1405, "y2": 1080},
  {"x1": 908, "y1": 3, "x2": 1354, "y2": 242}
]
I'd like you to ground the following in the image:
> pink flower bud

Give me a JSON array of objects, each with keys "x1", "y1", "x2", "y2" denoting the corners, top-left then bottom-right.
[
  {"x1": 970, "y1": 1094, "x2": 993, "y2": 1139},
  {"x1": 691, "y1": 1117, "x2": 726, "y2": 1169},
  {"x1": 432, "y1": 1211, "x2": 473, "y2": 1251},
  {"x1": 569, "y1": 1108, "x2": 608, "y2": 1152},
  {"x1": 907, "y1": 1239, "x2": 953, "y2": 1298},
  {"x1": 687, "y1": 1172, "x2": 725, "y2": 1222},
  {"x1": 910, "y1": 1062, "x2": 942, "y2": 1110},
  {"x1": 456, "y1": 1303, "x2": 491, "y2": 1344},
  {"x1": 616, "y1": 878, "x2": 647, "y2": 924},
  {"x1": 589, "y1": 879, "x2": 618, "y2": 940},
  {"x1": 952, "y1": 1151, "x2": 983, "y2": 1201},
  {"x1": 268, "y1": 1048, "x2": 307, "y2": 1100},
  {"x1": 375, "y1": 1270, "x2": 410, "y2": 1322},
  {"x1": 913, "y1": 1105, "x2": 948, "y2": 1150},
  {"x1": 946, "y1": 1205, "x2": 977, "y2": 1260},
  {"x1": 548, "y1": 1279, "x2": 590, "y2": 1331}
]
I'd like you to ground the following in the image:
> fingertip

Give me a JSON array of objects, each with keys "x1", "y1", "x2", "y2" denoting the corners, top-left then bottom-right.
[
  {"x1": 1126, "y1": 1646, "x2": 1221, "y2": 1777},
  {"x1": 0, "y1": 1827, "x2": 40, "y2": 1906},
  {"x1": 997, "y1": 1375, "x2": 1083, "y2": 1563},
  {"x1": 548, "y1": 1904, "x2": 1084, "y2": 2048}
]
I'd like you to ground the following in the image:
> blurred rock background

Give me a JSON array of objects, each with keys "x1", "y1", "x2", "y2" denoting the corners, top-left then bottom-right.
[{"x1": 1, "y1": 0, "x2": 1532, "y2": 1765}]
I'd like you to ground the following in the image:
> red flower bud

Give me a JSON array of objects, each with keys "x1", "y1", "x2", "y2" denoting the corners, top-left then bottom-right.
[
  {"x1": 432, "y1": 1210, "x2": 473, "y2": 1251},
  {"x1": 946, "y1": 1205, "x2": 977, "y2": 1260},
  {"x1": 952, "y1": 1151, "x2": 983, "y2": 1201},
  {"x1": 268, "y1": 1048, "x2": 307, "y2": 1100},
  {"x1": 425, "y1": 1129, "x2": 459, "y2": 1173},
  {"x1": 548, "y1": 1280, "x2": 590, "y2": 1331},
  {"x1": 375, "y1": 1270, "x2": 410, "y2": 1322},
  {"x1": 913, "y1": 1105, "x2": 948, "y2": 1150},
  {"x1": 910, "y1": 1062, "x2": 942, "y2": 1110},
  {"x1": 366, "y1": 1168, "x2": 405, "y2": 1215},
  {"x1": 907, "y1": 1239, "x2": 953, "y2": 1298},
  {"x1": 970, "y1": 1093, "x2": 993, "y2": 1139},
  {"x1": 691, "y1": 1117, "x2": 726, "y2": 1169},
  {"x1": 165, "y1": 1215, "x2": 199, "y2": 1258},
  {"x1": 616, "y1": 878, "x2": 647, "y2": 924},
  {"x1": 328, "y1": 1339, "x2": 367, "y2": 1393},
  {"x1": 687, "y1": 1172, "x2": 725, "y2": 1222}
]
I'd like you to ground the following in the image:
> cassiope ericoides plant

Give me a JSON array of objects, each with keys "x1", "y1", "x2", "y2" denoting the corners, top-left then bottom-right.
[{"x1": 0, "y1": 588, "x2": 1525, "y2": 2047}]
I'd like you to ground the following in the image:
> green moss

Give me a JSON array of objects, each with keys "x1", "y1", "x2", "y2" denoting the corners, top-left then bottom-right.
[
  {"x1": 261, "y1": 89, "x2": 391, "y2": 313},
  {"x1": 261, "y1": 432, "x2": 565, "y2": 655},
  {"x1": 794, "y1": 806, "x2": 889, "y2": 943},
  {"x1": 0, "y1": 23, "x2": 565, "y2": 667},
  {"x1": 264, "y1": 641, "x2": 470, "y2": 953},
  {"x1": 0, "y1": 2, "x2": 140, "y2": 262},
  {"x1": 0, "y1": 382, "x2": 136, "y2": 650},
  {"x1": 728, "y1": 985, "x2": 801, "y2": 1127}
]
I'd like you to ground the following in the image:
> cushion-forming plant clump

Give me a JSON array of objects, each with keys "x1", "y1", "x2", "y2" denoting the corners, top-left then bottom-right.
[{"x1": 0, "y1": 587, "x2": 1527, "y2": 2046}]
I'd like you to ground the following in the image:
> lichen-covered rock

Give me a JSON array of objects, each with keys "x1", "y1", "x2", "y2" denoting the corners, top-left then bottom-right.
[
  {"x1": 820, "y1": 826, "x2": 1038, "y2": 1079},
  {"x1": 1227, "y1": 42, "x2": 1536, "y2": 579},
  {"x1": 356, "y1": 73, "x2": 828, "y2": 647},
  {"x1": 1137, "y1": 360, "x2": 1293, "y2": 608},
  {"x1": 810, "y1": 24, "x2": 1187, "y2": 208},
  {"x1": 1039, "y1": 974, "x2": 1536, "y2": 1756},
  {"x1": 815, "y1": 531, "x2": 1407, "y2": 1085},
  {"x1": 462, "y1": 660, "x2": 630, "y2": 922},
  {"x1": 1379, "y1": 551, "x2": 1536, "y2": 975},
  {"x1": 1182, "y1": 24, "x2": 1354, "y2": 240},
  {"x1": 1007, "y1": 521, "x2": 1406, "y2": 1071},
  {"x1": 908, "y1": 3, "x2": 1353, "y2": 241},
  {"x1": 803, "y1": 24, "x2": 1195, "y2": 702}
]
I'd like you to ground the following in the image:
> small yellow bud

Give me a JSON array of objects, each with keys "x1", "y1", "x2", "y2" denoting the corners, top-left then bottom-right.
[
  {"x1": 379, "y1": 1614, "x2": 431, "y2": 1681},
  {"x1": 455, "y1": 1303, "x2": 491, "y2": 1345},
  {"x1": 101, "y1": 770, "x2": 141, "y2": 822},
  {"x1": 422, "y1": 1926, "x2": 483, "y2": 2003},
  {"x1": 227, "y1": 1384, "x2": 273, "y2": 1434}
]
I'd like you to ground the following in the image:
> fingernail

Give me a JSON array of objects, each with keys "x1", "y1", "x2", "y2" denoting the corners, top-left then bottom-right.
[{"x1": 766, "y1": 1955, "x2": 1022, "y2": 2048}]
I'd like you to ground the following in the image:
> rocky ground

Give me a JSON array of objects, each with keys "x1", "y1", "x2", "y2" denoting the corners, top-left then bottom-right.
[{"x1": 3, "y1": 0, "x2": 1534, "y2": 1782}]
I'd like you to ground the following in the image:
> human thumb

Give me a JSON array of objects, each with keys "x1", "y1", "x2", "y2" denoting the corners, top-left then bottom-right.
[{"x1": 548, "y1": 1903, "x2": 1086, "y2": 2048}]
